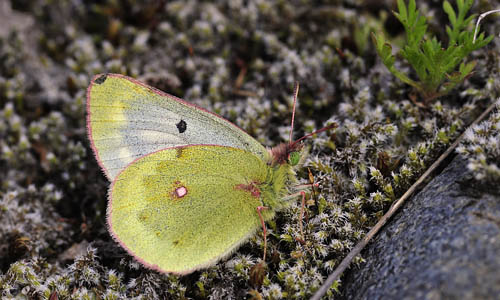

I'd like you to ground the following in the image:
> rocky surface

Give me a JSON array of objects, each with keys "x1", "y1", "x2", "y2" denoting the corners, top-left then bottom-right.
[{"x1": 342, "y1": 155, "x2": 500, "y2": 299}]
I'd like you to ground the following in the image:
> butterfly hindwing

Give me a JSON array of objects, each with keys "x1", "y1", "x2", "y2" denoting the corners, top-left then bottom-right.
[
  {"x1": 108, "y1": 145, "x2": 269, "y2": 274},
  {"x1": 87, "y1": 74, "x2": 268, "y2": 180}
]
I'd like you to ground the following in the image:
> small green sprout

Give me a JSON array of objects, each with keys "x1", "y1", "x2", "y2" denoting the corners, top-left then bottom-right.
[{"x1": 372, "y1": 0, "x2": 493, "y2": 104}]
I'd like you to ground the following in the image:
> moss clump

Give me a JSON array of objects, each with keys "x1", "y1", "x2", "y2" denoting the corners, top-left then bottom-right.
[{"x1": 456, "y1": 102, "x2": 500, "y2": 181}]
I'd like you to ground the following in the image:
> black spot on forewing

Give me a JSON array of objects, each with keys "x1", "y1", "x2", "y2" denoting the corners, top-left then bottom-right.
[
  {"x1": 176, "y1": 120, "x2": 187, "y2": 133},
  {"x1": 94, "y1": 74, "x2": 108, "y2": 84}
]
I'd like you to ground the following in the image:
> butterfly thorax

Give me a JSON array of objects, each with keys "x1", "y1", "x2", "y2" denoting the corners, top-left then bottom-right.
[{"x1": 257, "y1": 143, "x2": 303, "y2": 221}]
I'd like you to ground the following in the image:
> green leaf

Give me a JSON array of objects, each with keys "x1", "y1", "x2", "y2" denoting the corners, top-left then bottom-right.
[
  {"x1": 397, "y1": 0, "x2": 408, "y2": 23},
  {"x1": 443, "y1": 1, "x2": 456, "y2": 27},
  {"x1": 460, "y1": 60, "x2": 476, "y2": 75},
  {"x1": 464, "y1": 15, "x2": 475, "y2": 27},
  {"x1": 408, "y1": 0, "x2": 417, "y2": 25}
]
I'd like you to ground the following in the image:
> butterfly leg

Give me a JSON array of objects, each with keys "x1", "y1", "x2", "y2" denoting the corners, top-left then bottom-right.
[
  {"x1": 256, "y1": 206, "x2": 269, "y2": 261},
  {"x1": 295, "y1": 168, "x2": 317, "y2": 238},
  {"x1": 282, "y1": 191, "x2": 307, "y2": 241},
  {"x1": 293, "y1": 182, "x2": 319, "y2": 190}
]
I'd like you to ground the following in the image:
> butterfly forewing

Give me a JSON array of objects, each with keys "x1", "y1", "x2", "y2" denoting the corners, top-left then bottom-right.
[{"x1": 87, "y1": 74, "x2": 268, "y2": 180}]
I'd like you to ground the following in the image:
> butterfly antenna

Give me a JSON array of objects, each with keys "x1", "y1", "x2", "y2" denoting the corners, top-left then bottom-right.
[
  {"x1": 289, "y1": 82, "x2": 300, "y2": 144},
  {"x1": 290, "y1": 123, "x2": 337, "y2": 148}
]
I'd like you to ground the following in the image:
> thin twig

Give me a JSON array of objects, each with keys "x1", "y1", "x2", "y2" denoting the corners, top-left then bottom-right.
[
  {"x1": 311, "y1": 99, "x2": 499, "y2": 300},
  {"x1": 473, "y1": 9, "x2": 500, "y2": 43}
]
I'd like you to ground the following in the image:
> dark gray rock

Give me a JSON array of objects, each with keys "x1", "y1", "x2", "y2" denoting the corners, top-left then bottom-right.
[{"x1": 341, "y1": 156, "x2": 500, "y2": 300}]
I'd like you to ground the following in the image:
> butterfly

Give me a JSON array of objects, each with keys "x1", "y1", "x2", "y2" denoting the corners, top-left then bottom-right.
[{"x1": 86, "y1": 73, "x2": 335, "y2": 274}]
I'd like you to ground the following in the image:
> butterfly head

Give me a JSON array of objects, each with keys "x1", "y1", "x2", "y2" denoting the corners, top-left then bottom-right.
[
  {"x1": 278, "y1": 82, "x2": 337, "y2": 166},
  {"x1": 268, "y1": 121, "x2": 336, "y2": 166},
  {"x1": 269, "y1": 142, "x2": 304, "y2": 166}
]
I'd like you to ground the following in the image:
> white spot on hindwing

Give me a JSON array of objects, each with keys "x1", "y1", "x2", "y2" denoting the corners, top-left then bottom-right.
[{"x1": 175, "y1": 186, "x2": 187, "y2": 198}]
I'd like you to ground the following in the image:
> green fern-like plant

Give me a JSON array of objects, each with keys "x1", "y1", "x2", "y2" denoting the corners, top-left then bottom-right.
[{"x1": 372, "y1": 0, "x2": 493, "y2": 104}]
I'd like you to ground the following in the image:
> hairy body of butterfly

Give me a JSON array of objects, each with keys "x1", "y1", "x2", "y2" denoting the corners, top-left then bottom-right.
[{"x1": 87, "y1": 74, "x2": 317, "y2": 274}]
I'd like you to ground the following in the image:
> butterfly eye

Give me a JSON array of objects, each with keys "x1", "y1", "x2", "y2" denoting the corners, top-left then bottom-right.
[{"x1": 288, "y1": 151, "x2": 300, "y2": 166}]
